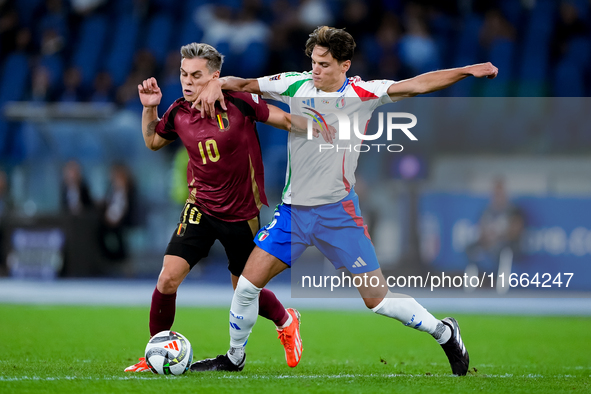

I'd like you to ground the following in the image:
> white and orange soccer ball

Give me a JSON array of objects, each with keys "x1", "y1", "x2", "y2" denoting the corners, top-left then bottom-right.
[{"x1": 145, "y1": 331, "x2": 193, "y2": 375}]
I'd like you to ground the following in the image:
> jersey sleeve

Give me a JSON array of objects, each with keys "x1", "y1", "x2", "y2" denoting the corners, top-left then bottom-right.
[
  {"x1": 226, "y1": 91, "x2": 270, "y2": 123},
  {"x1": 353, "y1": 79, "x2": 397, "y2": 110},
  {"x1": 155, "y1": 100, "x2": 181, "y2": 140},
  {"x1": 257, "y1": 72, "x2": 313, "y2": 103}
]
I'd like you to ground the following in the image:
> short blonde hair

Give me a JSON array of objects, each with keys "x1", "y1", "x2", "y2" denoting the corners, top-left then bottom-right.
[{"x1": 180, "y1": 43, "x2": 224, "y2": 73}]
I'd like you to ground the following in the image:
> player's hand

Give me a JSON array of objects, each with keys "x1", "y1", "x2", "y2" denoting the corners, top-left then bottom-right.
[
  {"x1": 313, "y1": 122, "x2": 337, "y2": 144},
  {"x1": 193, "y1": 79, "x2": 226, "y2": 118},
  {"x1": 138, "y1": 77, "x2": 162, "y2": 107},
  {"x1": 468, "y1": 62, "x2": 498, "y2": 79}
]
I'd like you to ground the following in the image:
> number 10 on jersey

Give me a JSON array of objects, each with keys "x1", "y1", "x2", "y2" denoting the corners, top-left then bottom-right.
[{"x1": 198, "y1": 139, "x2": 220, "y2": 164}]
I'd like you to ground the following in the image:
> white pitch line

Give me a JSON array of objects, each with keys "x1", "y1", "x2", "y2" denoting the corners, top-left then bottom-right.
[{"x1": 0, "y1": 373, "x2": 588, "y2": 382}]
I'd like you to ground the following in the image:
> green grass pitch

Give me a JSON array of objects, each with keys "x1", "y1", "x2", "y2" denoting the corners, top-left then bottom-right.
[{"x1": 1, "y1": 304, "x2": 589, "y2": 393}]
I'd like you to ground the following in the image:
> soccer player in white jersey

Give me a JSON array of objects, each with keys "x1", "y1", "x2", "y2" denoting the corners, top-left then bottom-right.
[{"x1": 190, "y1": 26, "x2": 498, "y2": 375}]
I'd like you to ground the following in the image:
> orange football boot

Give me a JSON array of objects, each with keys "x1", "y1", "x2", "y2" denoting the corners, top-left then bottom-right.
[{"x1": 277, "y1": 308, "x2": 303, "y2": 368}]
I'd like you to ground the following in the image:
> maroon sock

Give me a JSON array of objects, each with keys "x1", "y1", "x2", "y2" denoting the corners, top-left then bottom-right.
[
  {"x1": 258, "y1": 288, "x2": 289, "y2": 326},
  {"x1": 149, "y1": 288, "x2": 177, "y2": 336}
]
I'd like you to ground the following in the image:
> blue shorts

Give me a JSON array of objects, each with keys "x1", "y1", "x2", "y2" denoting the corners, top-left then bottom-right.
[{"x1": 254, "y1": 188, "x2": 380, "y2": 274}]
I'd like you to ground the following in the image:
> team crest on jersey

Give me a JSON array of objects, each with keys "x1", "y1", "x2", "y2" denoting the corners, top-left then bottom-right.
[
  {"x1": 176, "y1": 223, "x2": 187, "y2": 237},
  {"x1": 257, "y1": 230, "x2": 269, "y2": 241},
  {"x1": 216, "y1": 112, "x2": 230, "y2": 131},
  {"x1": 335, "y1": 96, "x2": 346, "y2": 109}
]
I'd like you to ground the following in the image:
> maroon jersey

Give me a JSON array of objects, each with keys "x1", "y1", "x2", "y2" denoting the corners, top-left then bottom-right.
[{"x1": 155, "y1": 91, "x2": 269, "y2": 222}]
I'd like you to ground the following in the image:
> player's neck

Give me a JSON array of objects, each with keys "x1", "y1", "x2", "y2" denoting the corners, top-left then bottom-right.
[{"x1": 319, "y1": 76, "x2": 348, "y2": 93}]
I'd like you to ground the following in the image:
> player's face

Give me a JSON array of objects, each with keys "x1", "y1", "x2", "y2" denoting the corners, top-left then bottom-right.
[
  {"x1": 180, "y1": 57, "x2": 220, "y2": 102},
  {"x1": 310, "y1": 45, "x2": 350, "y2": 92}
]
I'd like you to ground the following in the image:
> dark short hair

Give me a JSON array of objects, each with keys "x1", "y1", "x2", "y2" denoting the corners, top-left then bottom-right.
[
  {"x1": 305, "y1": 26, "x2": 356, "y2": 62},
  {"x1": 180, "y1": 43, "x2": 224, "y2": 73}
]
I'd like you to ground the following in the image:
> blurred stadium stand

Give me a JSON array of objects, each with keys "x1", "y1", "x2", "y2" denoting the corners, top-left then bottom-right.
[{"x1": 1, "y1": 0, "x2": 591, "y2": 285}]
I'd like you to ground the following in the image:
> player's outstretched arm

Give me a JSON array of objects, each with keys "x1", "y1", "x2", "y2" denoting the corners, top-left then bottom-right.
[
  {"x1": 195, "y1": 77, "x2": 263, "y2": 119},
  {"x1": 138, "y1": 77, "x2": 172, "y2": 151},
  {"x1": 387, "y1": 62, "x2": 498, "y2": 99}
]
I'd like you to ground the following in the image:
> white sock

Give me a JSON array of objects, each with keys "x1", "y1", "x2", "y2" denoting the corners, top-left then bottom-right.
[
  {"x1": 226, "y1": 346, "x2": 245, "y2": 366},
  {"x1": 433, "y1": 321, "x2": 452, "y2": 345},
  {"x1": 277, "y1": 310, "x2": 293, "y2": 330},
  {"x1": 371, "y1": 293, "x2": 445, "y2": 341},
  {"x1": 228, "y1": 276, "x2": 261, "y2": 352}
]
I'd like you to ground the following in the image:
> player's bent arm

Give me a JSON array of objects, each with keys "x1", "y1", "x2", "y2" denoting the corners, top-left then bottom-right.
[
  {"x1": 264, "y1": 104, "x2": 291, "y2": 131},
  {"x1": 142, "y1": 106, "x2": 172, "y2": 151},
  {"x1": 387, "y1": 62, "x2": 498, "y2": 98},
  {"x1": 196, "y1": 77, "x2": 263, "y2": 119},
  {"x1": 219, "y1": 77, "x2": 262, "y2": 95}
]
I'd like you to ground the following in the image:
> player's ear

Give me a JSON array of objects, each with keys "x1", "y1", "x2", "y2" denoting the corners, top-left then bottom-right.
[
  {"x1": 212, "y1": 70, "x2": 221, "y2": 80},
  {"x1": 341, "y1": 60, "x2": 351, "y2": 73}
]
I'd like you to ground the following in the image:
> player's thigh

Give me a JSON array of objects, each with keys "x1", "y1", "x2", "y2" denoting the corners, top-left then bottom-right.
[
  {"x1": 217, "y1": 218, "x2": 258, "y2": 277},
  {"x1": 312, "y1": 195, "x2": 380, "y2": 274},
  {"x1": 157, "y1": 255, "x2": 192, "y2": 294},
  {"x1": 241, "y1": 246, "x2": 289, "y2": 288},
  {"x1": 165, "y1": 204, "x2": 217, "y2": 269},
  {"x1": 255, "y1": 204, "x2": 308, "y2": 267}
]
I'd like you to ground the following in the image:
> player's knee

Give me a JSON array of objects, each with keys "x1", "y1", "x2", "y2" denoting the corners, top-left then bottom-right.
[
  {"x1": 234, "y1": 275, "x2": 262, "y2": 303},
  {"x1": 157, "y1": 272, "x2": 182, "y2": 294}
]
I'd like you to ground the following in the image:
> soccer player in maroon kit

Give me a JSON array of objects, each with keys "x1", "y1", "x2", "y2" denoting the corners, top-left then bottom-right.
[{"x1": 125, "y1": 43, "x2": 306, "y2": 372}]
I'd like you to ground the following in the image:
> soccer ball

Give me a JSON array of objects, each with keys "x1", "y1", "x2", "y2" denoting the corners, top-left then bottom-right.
[{"x1": 145, "y1": 330, "x2": 193, "y2": 375}]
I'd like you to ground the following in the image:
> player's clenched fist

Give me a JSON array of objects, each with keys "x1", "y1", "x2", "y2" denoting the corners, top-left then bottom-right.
[
  {"x1": 138, "y1": 77, "x2": 162, "y2": 108},
  {"x1": 467, "y1": 62, "x2": 498, "y2": 79}
]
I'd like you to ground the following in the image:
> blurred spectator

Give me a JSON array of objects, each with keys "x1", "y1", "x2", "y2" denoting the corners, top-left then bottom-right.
[
  {"x1": 117, "y1": 50, "x2": 156, "y2": 111},
  {"x1": 36, "y1": 0, "x2": 69, "y2": 54},
  {"x1": 373, "y1": 12, "x2": 402, "y2": 79},
  {"x1": 159, "y1": 51, "x2": 182, "y2": 115},
  {"x1": 234, "y1": 0, "x2": 269, "y2": 52},
  {"x1": 297, "y1": 0, "x2": 334, "y2": 29},
  {"x1": 60, "y1": 160, "x2": 94, "y2": 215},
  {"x1": 39, "y1": 27, "x2": 65, "y2": 56},
  {"x1": 0, "y1": 0, "x2": 20, "y2": 59},
  {"x1": 465, "y1": 178, "x2": 524, "y2": 277},
  {"x1": 195, "y1": 4, "x2": 234, "y2": 50},
  {"x1": 479, "y1": 8, "x2": 516, "y2": 49},
  {"x1": 13, "y1": 27, "x2": 34, "y2": 54},
  {"x1": 194, "y1": 2, "x2": 269, "y2": 76},
  {"x1": 89, "y1": 71, "x2": 114, "y2": 103},
  {"x1": 116, "y1": 70, "x2": 145, "y2": 112},
  {"x1": 552, "y1": 1, "x2": 588, "y2": 62},
  {"x1": 398, "y1": 4, "x2": 440, "y2": 76},
  {"x1": 338, "y1": 0, "x2": 375, "y2": 40},
  {"x1": 99, "y1": 163, "x2": 137, "y2": 261},
  {"x1": 266, "y1": 0, "x2": 305, "y2": 74},
  {"x1": 30, "y1": 65, "x2": 53, "y2": 102},
  {"x1": 59, "y1": 66, "x2": 84, "y2": 102}
]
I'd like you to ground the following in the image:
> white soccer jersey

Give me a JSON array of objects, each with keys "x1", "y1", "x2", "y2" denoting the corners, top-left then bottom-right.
[{"x1": 258, "y1": 72, "x2": 398, "y2": 206}]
